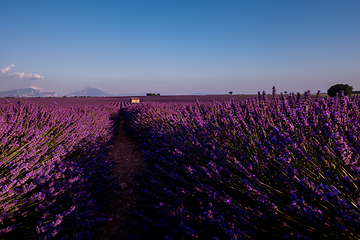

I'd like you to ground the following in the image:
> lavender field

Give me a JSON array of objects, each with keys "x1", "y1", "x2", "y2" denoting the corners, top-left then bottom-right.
[
  {"x1": 123, "y1": 91, "x2": 360, "y2": 239},
  {"x1": 0, "y1": 100, "x2": 120, "y2": 239},
  {"x1": 2, "y1": 91, "x2": 360, "y2": 239}
]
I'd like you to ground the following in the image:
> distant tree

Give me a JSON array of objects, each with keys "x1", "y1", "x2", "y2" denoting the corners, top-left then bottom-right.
[
  {"x1": 229, "y1": 91, "x2": 233, "y2": 95},
  {"x1": 284, "y1": 91, "x2": 288, "y2": 94},
  {"x1": 147, "y1": 93, "x2": 159, "y2": 96},
  {"x1": 327, "y1": 83, "x2": 353, "y2": 97}
]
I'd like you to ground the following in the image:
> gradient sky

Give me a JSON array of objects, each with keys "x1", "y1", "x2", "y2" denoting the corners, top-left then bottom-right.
[{"x1": 1, "y1": 0, "x2": 359, "y2": 96}]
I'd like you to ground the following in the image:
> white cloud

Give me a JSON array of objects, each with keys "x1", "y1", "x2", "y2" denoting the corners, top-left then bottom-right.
[
  {"x1": 1, "y1": 64, "x2": 44, "y2": 79},
  {"x1": 8, "y1": 72, "x2": 44, "y2": 79},
  {"x1": 28, "y1": 86, "x2": 43, "y2": 90},
  {"x1": 1, "y1": 64, "x2": 15, "y2": 73},
  {"x1": 32, "y1": 73, "x2": 44, "y2": 79}
]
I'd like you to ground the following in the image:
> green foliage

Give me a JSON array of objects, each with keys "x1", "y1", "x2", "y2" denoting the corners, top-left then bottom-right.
[
  {"x1": 327, "y1": 83, "x2": 353, "y2": 97},
  {"x1": 146, "y1": 93, "x2": 160, "y2": 96}
]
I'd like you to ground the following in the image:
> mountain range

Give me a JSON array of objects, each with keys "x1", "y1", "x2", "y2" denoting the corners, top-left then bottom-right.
[
  {"x1": 67, "y1": 87, "x2": 111, "y2": 97},
  {"x1": 0, "y1": 87, "x2": 57, "y2": 98},
  {"x1": 0, "y1": 87, "x2": 113, "y2": 97}
]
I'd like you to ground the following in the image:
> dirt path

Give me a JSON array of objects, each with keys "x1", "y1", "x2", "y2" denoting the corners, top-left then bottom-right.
[{"x1": 91, "y1": 115, "x2": 145, "y2": 240}]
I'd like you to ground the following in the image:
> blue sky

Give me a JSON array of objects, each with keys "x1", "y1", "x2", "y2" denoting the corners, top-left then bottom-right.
[{"x1": 0, "y1": 0, "x2": 359, "y2": 96}]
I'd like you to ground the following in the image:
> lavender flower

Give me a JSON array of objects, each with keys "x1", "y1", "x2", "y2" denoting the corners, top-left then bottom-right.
[{"x1": 123, "y1": 90, "x2": 360, "y2": 239}]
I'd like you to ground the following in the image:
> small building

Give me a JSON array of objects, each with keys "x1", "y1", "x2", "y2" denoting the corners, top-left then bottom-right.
[{"x1": 130, "y1": 97, "x2": 140, "y2": 103}]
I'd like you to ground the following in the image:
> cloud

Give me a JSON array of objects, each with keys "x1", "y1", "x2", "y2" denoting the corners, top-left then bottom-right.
[
  {"x1": 28, "y1": 86, "x2": 43, "y2": 90},
  {"x1": 32, "y1": 73, "x2": 45, "y2": 79},
  {"x1": 1, "y1": 64, "x2": 15, "y2": 73},
  {"x1": 8, "y1": 72, "x2": 44, "y2": 79},
  {"x1": 1, "y1": 64, "x2": 44, "y2": 79}
]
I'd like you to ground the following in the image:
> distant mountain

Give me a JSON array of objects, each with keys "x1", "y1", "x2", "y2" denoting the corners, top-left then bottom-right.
[
  {"x1": 0, "y1": 87, "x2": 57, "y2": 97},
  {"x1": 68, "y1": 87, "x2": 111, "y2": 97}
]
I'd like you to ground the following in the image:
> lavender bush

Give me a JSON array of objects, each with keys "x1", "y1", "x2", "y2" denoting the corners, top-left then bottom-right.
[
  {"x1": 123, "y1": 91, "x2": 360, "y2": 239},
  {"x1": 0, "y1": 100, "x2": 119, "y2": 239}
]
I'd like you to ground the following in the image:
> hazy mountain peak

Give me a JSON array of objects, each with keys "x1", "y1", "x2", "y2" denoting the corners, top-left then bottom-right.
[
  {"x1": 0, "y1": 87, "x2": 57, "y2": 97},
  {"x1": 68, "y1": 87, "x2": 110, "y2": 97}
]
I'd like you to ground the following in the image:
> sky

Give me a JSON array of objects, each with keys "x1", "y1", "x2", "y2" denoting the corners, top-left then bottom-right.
[{"x1": 0, "y1": 0, "x2": 359, "y2": 96}]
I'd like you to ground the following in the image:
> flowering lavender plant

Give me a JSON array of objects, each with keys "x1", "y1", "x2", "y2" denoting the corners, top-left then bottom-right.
[
  {"x1": 0, "y1": 100, "x2": 119, "y2": 239},
  {"x1": 123, "y1": 91, "x2": 360, "y2": 239}
]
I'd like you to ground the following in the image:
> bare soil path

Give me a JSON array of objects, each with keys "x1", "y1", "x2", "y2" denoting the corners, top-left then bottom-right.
[{"x1": 91, "y1": 115, "x2": 145, "y2": 240}]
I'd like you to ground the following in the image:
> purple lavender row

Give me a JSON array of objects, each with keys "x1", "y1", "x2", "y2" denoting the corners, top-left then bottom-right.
[
  {"x1": 110, "y1": 101, "x2": 133, "y2": 109},
  {"x1": 123, "y1": 91, "x2": 360, "y2": 239},
  {"x1": 0, "y1": 100, "x2": 119, "y2": 239}
]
